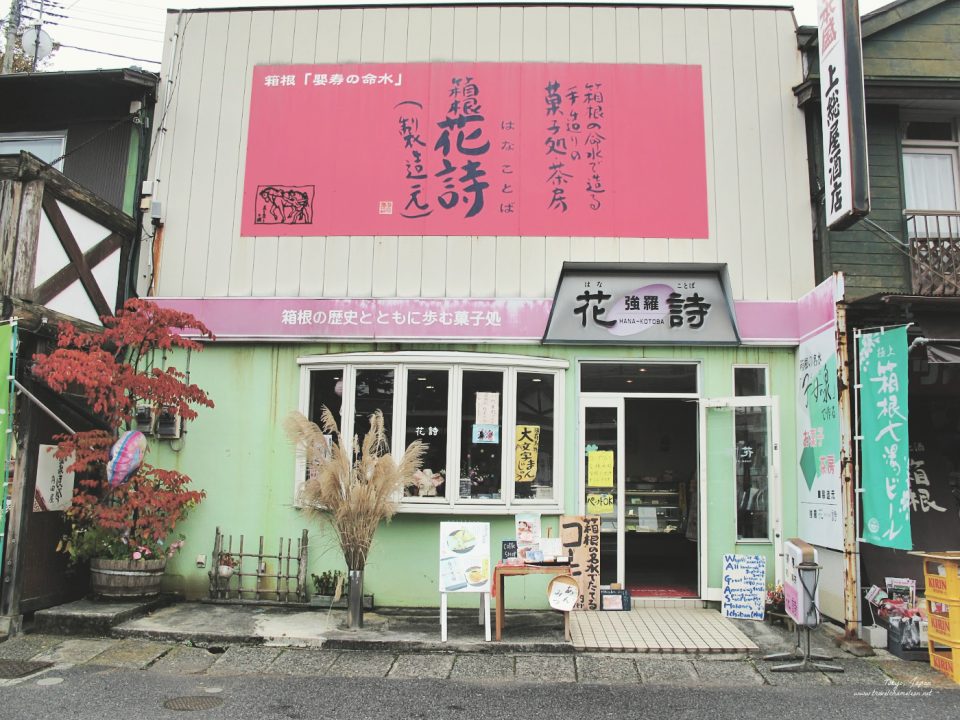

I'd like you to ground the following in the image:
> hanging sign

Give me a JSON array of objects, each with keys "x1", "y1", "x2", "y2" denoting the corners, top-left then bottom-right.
[
  {"x1": 818, "y1": 0, "x2": 869, "y2": 229},
  {"x1": 543, "y1": 263, "x2": 739, "y2": 345},
  {"x1": 586, "y1": 450, "x2": 614, "y2": 488},
  {"x1": 0, "y1": 323, "x2": 14, "y2": 565},
  {"x1": 796, "y1": 278, "x2": 844, "y2": 550},
  {"x1": 859, "y1": 326, "x2": 911, "y2": 550},
  {"x1": 439, "y1": 522, "x2": 490, "y2": 593},
  {"x1": 242, "y1": 62, "x2": 707, "y2": 238},
  {"x1": 560, "y1": 515, "x2": 601, "y2": 610},
  {"x1": 514, "y1": 425, "x2": 540, "y2": 483},
  {"x1": 721, "y1": 554, "x2": 767, "y2": 621},
  {"x1": 33, "y1": 445, "x2": 75, "y2": 512},
  {"x1": 475, "y1": 392, "x2": 499, "y2": 425}
]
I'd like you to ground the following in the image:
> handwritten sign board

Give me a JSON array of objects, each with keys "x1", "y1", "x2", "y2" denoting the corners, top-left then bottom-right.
[
  {"x1": 587, "y1": 450, "x2": 614, "y2": 488},
  {"x1": 501, "y1": 540, "x2": 518, "y2": 561},
  {"x1": 560, "y1": 515, "x2": 601, "y2": 610},
  {"x1": 514, "y1": 425, "x2": 540, "y2": 483},
  {"x1": 33, "y1": 444, "x2": 75, "y2": 512},
  {"x1": 475, "y1": 392, "x2": 500, "y2": 425},
  {"x1": 242, "y1": 63, "x2": 708, "y2": 238},
  {"x1": 439, "y1": 522, "x2": 490, "y2": 593},
  {"x1": 585, "y1": 492, "x2": 615, "y2": 516},
  {"x1": 721, "y1": 554, "x2": 766, "y2": 621}
]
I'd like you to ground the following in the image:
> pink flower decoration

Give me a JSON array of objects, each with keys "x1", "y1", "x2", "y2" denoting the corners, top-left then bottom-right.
[{"x1": 132, "y1": 551, "x2": 142, "y2": 560}]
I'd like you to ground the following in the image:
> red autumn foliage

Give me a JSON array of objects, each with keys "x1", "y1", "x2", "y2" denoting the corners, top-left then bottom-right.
[{"x1": 32, "y1": 299, "x2": 215, "y2": 562}]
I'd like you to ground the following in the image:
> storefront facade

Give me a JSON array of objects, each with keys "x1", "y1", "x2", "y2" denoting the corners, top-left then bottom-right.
[{"x1": 142, "y1": 3, "x2": 819, "y2": 608}]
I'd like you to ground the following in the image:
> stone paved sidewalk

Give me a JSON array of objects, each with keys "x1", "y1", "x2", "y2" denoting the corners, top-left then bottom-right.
[{"x1": 1, "y1": 634, "x2": 957, "y2": 690}]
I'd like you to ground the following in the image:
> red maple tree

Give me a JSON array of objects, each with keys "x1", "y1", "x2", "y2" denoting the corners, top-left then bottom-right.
[{"x1": 32, "y1": 299, "x2": 215, "y2": 562}]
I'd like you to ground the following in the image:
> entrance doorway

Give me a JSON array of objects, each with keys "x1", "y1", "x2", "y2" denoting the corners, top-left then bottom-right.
[{"x1": 580, "y1": 395, "x2": 699, "y2": 598}]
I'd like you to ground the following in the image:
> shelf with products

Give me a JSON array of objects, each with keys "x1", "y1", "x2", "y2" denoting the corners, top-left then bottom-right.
[{"x1": 624, "y1": 480, "x2": 685, "y2": 534}]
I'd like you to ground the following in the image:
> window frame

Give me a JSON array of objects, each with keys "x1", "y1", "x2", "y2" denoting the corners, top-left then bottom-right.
[
  {"x1": 297, "y1": 352, "x2": 567, "y2": 515},
  {"x1": 902, "y1": 116, "x2": 960, "y2": 214},
  {"x1": 732, "y1": 364, "x2": 769, "y2": 398},
  {"x1": 0, "y1": 130, "x2": 67, "y2": 170}
]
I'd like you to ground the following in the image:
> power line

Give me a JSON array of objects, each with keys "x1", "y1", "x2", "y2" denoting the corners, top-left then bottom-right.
[{"x1": 56, "y1": 41, "x2": 159, "y2": 64}]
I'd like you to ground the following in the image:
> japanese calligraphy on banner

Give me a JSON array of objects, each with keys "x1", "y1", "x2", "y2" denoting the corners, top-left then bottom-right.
[
  {"x1": 0, "y1": 323, "x2": 14, "y2": 564},
  {"x1": 514, "y1": 425, "x2": 540, "y2": 483},
  {"x1": 242, "y1": 63, "x2": 707, "y2": 238},
  {"x1": 859, "y1": 326, "x2": 911, "y2": 550},
  {"x1": 560, "y1": 515, "x2": 601, "y2": 610},
  {"x1": 796, "y1": 323, "x2": 844, "y2": 550},
  {"x1": 818, "y1": 0, "x2": 869, "y2": 229},
  {"x1": 543, "y1": 265, "x2": 739, "y2": 345},
  {"x1": 33, "y1": 445, "x2": 75, "y2": 512}
]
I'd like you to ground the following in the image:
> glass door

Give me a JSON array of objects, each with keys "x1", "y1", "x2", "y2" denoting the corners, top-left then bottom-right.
[
  {"x1": 579, "y1": 398, "x2": 624, "y2": 585},
  {"x1": 701, "y1": 397, "x2": 782, "y2": 588}
]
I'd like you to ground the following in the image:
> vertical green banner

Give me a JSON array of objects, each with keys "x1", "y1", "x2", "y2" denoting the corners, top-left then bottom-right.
[
  {"x1": 859, "y1": 325, "x2": 911, "y2": 550},
  {"x1": 0, "y1": 323, "x2": 14, "y2": 565}
]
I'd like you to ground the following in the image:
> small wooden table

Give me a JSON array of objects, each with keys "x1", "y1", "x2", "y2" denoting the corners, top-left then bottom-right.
[{"x1": 493, "y1": 563, "x2": 572, "y2": 642}]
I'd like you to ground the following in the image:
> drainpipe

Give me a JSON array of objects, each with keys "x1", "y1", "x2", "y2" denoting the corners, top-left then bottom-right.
[{"x1": 836, "y1": 299, "x2": 860, "y2": 639}]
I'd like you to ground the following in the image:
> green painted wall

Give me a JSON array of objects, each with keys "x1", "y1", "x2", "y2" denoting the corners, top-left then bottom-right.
[
  {"x1": 153, "y1": 342, "x2": 797, "y2": 608},
  {"x1": 863, "y1": 1, "x2": 960, "y2": 80}
]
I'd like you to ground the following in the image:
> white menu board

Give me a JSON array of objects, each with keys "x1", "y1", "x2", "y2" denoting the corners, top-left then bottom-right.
[{"x1": 439, "y1": 522, "x2": 491, "y2": 593}]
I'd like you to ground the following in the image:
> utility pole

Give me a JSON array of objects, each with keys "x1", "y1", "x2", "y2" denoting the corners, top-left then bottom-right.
[{"x1": 2, "y1": 0, "x2": 21, "y2": 75}]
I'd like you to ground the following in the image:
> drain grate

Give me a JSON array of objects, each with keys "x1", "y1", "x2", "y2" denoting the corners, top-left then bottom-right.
[
  {"x1": 0, "y1": 659, "x2": 54, "y2": 679},
  {"x1": 162, "y1": 696, "x2": 225, "y2": 712}
]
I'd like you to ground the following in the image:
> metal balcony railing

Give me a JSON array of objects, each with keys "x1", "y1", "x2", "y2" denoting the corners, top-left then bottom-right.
[{"x1": 905, "y1": 210, "x2": 960, "y2": 296}]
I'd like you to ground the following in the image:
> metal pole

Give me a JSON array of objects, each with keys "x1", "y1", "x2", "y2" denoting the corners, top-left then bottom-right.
[
  {"x1": 836, "y1": 300, "x2": 860, "y2": 639},
  {"x1": 852, "y1": 327, "x2": 863, "y2": 639},
  {"x1": 2, "y1": 0, "x2": 21, "y2": 75}
]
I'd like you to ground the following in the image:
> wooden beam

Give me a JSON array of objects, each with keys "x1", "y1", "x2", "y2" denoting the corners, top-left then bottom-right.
[
  {"x1": 41, "y1": 193, "x2": 113, "y2": 319},
  {"x1": 32, "y1": 232, "x2": 125, "y2": 308},
  {"x1": 9, "y1": 180, "x2": 43, "y2": 300},
  {"x1": 2, "y1": 297, "x2": 104, "y2": 338}
]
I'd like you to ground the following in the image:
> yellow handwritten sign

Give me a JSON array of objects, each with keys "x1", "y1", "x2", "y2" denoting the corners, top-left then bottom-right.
[
  {"x1": 514, "y1": 425, "x2": 541, "y2": 483},
  {"x1": 587, "y1": 450, "x2": 614, "y2": 487},
  {"x1": 586, "y1": 492, "x2": 615, "y2": 515}
]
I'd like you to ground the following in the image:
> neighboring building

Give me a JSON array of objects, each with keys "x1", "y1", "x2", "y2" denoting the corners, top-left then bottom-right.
[
  {"x1": 798, "y1": 0, "x2": 960, "y2": 616},
  {"x1": 144, "y1": 2, "x2": 826, "y2": 616},
  {"x1": 0, "y1": 69, "x2": 157, "y2": 635}
]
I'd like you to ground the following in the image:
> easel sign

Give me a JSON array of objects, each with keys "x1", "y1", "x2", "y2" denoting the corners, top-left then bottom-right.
[
  {"x1": 721, "y1": 554, "x2": 766, "y2": 621},
  {"x1": 560, "y1": 515, "x2": 601, "y2": 610},
  {"x1": 440, "y1": 522, "x2": 491, "y2": 592},
  {"x1": 439, "y1": 522, "x2": 491, "y2": 642}
]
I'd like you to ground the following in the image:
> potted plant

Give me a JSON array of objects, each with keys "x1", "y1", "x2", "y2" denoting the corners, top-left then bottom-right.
[
  {"x1": 33, "y1": 299, "x2": 214, "y2": 599},
  {"x1": 217, "y1": 553, "x2": 238, "y2": 579},
  {"x1": 285, "y1": 407, "x2": 424, "y2": 628}
]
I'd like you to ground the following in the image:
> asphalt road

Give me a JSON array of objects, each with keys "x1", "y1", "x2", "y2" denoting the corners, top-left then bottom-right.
[{"x1": 0, "y1": 665, "x2": 956, "y2": 720}]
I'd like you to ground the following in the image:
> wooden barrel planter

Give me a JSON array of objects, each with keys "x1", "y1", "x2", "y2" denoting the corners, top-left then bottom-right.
[{"x1": 90, "y1": 558, "x2": 167, "y2": 599}]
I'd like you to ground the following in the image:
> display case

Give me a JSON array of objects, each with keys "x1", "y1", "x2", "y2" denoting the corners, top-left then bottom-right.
[{"x1": 625, "y1": 482, "x2": 683, "y2": 533}]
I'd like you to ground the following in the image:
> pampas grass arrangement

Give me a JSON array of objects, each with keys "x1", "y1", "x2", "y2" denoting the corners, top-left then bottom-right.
[{"x1": 285, "y1": 407, "x2": 426, "y2": 572}]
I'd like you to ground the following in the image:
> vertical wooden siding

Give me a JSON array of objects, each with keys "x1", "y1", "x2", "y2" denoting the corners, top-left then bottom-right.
[{"x1": 149, "y1": 6, "x2": 814, "y2": 301}]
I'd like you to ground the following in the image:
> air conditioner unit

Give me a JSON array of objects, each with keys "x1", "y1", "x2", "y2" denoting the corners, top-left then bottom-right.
[
  {"x1": 155, "y1": 406, "x2": 182, "y2": 440},
  {"x1": 135, "y1": 405, "x2": 155, "y2": 435}
]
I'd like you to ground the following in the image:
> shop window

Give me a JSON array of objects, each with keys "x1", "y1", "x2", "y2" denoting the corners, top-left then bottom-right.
[
  {"x1": 404, "y1": 369, "x2": 449, "y2": 499},
  {"x1": 735, "y1": 405, "x2": 770, "y2": 541},
  {"x1": 902, "y1": 118, "x2": 960, "y2": 239},
  {"x1": 514, "y1": 373, "x2": 555, "y2": 501},
  {"x1": 580, "y1": 363, "x2": 698, "y2": 394},
  {"x1": 734, "y1": 366, "x2": 767, "y2": 397},
  {"x1": 300, "y1": 353, "x2": 565, "y2": 513}
]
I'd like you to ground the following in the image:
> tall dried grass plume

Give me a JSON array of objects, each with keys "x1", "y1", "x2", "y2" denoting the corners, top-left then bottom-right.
[{"x1": 285, "y1": 407, "x2": 425, "y2": 571}]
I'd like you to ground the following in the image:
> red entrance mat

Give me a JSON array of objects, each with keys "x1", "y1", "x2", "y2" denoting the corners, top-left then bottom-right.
[{"x1": 628, "y1": 585, "x2": 697, "y2": 598}]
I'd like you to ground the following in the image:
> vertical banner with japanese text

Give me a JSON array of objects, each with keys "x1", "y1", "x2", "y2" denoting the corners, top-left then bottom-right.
[
  {"x1": 859, "y1": 326, "x2": 911, "y2": 550},
  {"x1": 560, "y1": 515, "x2": 600, "y2": 610},
  {"x1": 0, "y1": 323, "x2": 15, "y2": 566}
]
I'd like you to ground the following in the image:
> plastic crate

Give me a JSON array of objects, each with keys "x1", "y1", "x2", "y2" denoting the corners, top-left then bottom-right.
[
  {"x1": 916, "y1": 552, "x2": 960, "y2": 601},
  {"x1": 928, "y1": 640, "x2": 960, "y2": 684},
  {"x1": 927, "y1": 597, "x2": 960, "y2": 645}
]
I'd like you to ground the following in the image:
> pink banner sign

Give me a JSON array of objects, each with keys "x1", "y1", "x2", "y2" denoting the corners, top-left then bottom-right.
[
  {"x1": 153, "y1": 297, "x2": 809, "y2": 345},
  {"x1": 152, "y1": 298, "x2": 552, "y2": 341},
  {"x1": 242, "y1": 63, "x2": 708, "y2": 238}
]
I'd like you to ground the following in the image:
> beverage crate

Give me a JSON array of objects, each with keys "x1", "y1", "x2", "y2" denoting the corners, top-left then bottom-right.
[
  {"x1": 927, "y1": 597, "x2": 960, "y2": 645},
  {"x1": 928, "y1": 640, "x2": 960, "y2": 684},
  {"x1": 913, "y1": 552, "x2": 960, "y2": 601}
]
